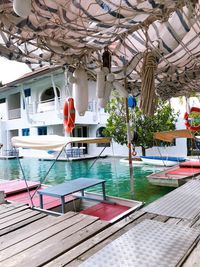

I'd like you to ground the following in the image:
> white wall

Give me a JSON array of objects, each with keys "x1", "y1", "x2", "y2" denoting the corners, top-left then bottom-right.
[
  {"x1": 87, "y1": 111, "x2": 190, "y2": 158},
  {"x1": 1, "y1": 68, "x2": 199, "y2": 158}
]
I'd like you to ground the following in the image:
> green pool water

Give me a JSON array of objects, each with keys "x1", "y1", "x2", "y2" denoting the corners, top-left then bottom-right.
[{"x1": 0, "y1": 157, "x2": 173, "y2": 204}]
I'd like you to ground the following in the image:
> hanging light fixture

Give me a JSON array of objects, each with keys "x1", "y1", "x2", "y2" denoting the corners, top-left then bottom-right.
[{"x1": 13, "y1": 0, "x2": 32, "y2": 17}]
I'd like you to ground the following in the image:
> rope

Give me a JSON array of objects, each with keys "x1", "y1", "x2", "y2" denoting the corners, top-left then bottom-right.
[
  {"x1": 64, "y1": 66, "x2": 72, "y2": 97},
  {"x1": 111, "y1": 141, "x2": 120, "y2": 196},
  {"x1": 138, "y1": 25, "x2": 200, "y2": 99},
  {"x1": 140, "y1": 50, "x2": 158, "y2": 116},
  {"x1": 88, "y1": 146, "x2": 107, "y2": 170}
]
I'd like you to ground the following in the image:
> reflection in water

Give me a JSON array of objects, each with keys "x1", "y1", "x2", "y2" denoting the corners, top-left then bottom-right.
[
  {"x1": 0, "y1": 159, "x2": 20, "y2": 181},
  {"x1": 0, "y1": 157, "x2": 173, "y2": 204}
]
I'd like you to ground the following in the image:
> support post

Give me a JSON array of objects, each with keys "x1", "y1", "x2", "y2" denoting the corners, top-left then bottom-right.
[
  {"x1": 61, "y1": 196, "x2": 65, "y2": 214},
  {"x1": 124, "y1": 79, "x2": 134, "y2": 193},
  {"x1": 39, "y1": 194, "x2": 43, "y2": 209}
]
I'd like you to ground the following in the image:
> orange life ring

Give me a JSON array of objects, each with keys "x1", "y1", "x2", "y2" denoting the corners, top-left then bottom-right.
[
  {"x1": 184, "y1": 107, "x2": 200, "y2": 131},
  {"x1": 63, "y1": 98, "x2": 75, "y2": 133},
  {"x1": 63, "y1": 99, "x2": 69, "y2": 128}
]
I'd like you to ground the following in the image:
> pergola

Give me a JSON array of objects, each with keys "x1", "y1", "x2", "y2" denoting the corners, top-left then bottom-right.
[
  {"x1": 0, "y1": 0, "x2": 199, "y2": 192},
  {"x1": 0, "y1": 0, "x2": 199, "y2": 101}
]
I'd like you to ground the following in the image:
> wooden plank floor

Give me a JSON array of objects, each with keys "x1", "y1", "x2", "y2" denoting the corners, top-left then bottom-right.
[
  {"x1": 2, "y1": 177, "x2": 200, "y2": 267},
  {"x1": 6, "y1": 188, "x2": 77, "y2": 210},
  {"x1": 44, "y1": 178, "x2": 200, "y2": 267},
  {"x1": 0, "y1": 180, "x2": 40, "y2": 195},
  {"x1": 0, "y1": 202, "x2": 109, "y2": 267}
]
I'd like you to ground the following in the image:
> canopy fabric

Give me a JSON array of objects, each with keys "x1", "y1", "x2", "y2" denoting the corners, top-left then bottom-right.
[
  {"x1": 11, "y1": 135, "x2": 111, "y2": 150},
  {"x1": 0, "y1": 1, "x2": 199, "y2": 99},
  {"x1": 154, "y1": 129, "x2": 195, "y2": 142}
]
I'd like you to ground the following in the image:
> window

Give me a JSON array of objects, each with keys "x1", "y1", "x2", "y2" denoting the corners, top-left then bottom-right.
[
  {"x1": 23, "y1": 88, "x2": 31, "y2": 109},
  {"x1": 24, "y1": 88, "x2": 31, "y2": 97},
  {"x1": 40, "y1": 87, "x2": 60, "y2": 102},
  {"x1": 96, "y1": 127, "x2": 110, "y2": 147},
  {"x1": 0, "y1": 98, "x2": 5, "y2": 104},
  {"x1": 71, "y1": 126, "x2": 88, "y2": 153},
  {"x1": 38, "y1": 127, "x2": 47, "y2": 135},
  {"x1": 0, "y1": 98, "x2": 6, "y2": 120},
  {"x1": 22, "y1": 128, "x2": 30, "y2": 136}
]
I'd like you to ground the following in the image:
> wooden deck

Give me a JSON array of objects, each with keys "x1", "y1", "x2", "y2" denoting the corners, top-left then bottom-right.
[
  {"x1": 0, "y1": 180, "x2": 39, "y2": 195},
  {"x1": 0, "y1": 202, "x2": 109, "y2": 267},
  {"x1": 1, "y1": 201, "x2": 200, "y2": 266},
  {"x1": 38, "y1": 155, "x2": 108, "y2": 162},
  {"x1": 1, "y1": 179, "x2": 77, "y2": 210},
  {"x1": 2, "y1": 178, "x2": 200, "y2": 266},
  {"x1": 147, "y1": 162, "x2": 200, "y2": 187}
]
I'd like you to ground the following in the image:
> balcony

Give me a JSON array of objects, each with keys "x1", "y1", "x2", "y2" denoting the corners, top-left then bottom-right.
[
  {"x1": 26, "y1": 99, "x2": 102, "y2": 125},
  {"x1": 36, "y1": 99, "x2": 97, "y2": 113},
  {"x1": 37, "y1": 98, "x2": 61, "y2": 113}
]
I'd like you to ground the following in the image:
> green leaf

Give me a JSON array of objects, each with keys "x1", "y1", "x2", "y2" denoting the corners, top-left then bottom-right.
[{"x1": 104, "y1": 96, "x2": 179, "y2": 155}]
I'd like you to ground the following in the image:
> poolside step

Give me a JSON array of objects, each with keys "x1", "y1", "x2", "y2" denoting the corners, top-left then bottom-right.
[
  {"x1": 0, "y1": 180, "x2": 40, "y2": 196},
  {"x1": 6, "y1": 188, "x2": 77, "y2": 210},
  {"x1": 80, "y1": 202, "x2": 129, "y2": 221}
]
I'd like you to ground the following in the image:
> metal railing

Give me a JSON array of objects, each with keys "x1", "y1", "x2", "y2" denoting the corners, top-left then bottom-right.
[
  {"x1": 2, "y1": 149, "x2": 19, "y2": 157},
  {"x1": 65, "y1": 147, "x2": 86, "y2": 158},
  {"x1": 37, "y1": 98, "x2": 61, "y2": 113},
  {"x1": 34, "y1": 99, "x2": 97, "y2": 113}
]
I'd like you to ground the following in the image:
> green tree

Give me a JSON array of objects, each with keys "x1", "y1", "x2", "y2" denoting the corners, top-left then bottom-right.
[{"x1": 104, "y1": 95, "x2": 179, "y2": 156}]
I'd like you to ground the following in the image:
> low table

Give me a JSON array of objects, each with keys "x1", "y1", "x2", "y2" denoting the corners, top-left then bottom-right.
[{"x1": 37, "y1": 178, "x2": 106, "y2": 213}]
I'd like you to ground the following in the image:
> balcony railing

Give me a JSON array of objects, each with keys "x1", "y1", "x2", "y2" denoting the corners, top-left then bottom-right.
[
  {"x1": 35, "y1": 98, "x2": 97, "y2": 113},
  {"x1": 7, "y1": 100, "x2": 99, "y2": 122}
]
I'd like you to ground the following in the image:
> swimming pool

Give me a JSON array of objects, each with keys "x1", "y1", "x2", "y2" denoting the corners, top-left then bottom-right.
[{"x1": 0, "y1": 157, "x2": 173, "y2": 204}]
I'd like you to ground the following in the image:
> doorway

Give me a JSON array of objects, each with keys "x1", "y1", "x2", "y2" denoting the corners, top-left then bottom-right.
[{"x1": 72, "y1": 126, "x2": 88, "y2": 154}]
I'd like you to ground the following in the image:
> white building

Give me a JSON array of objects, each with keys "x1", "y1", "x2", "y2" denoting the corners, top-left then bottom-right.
[
  {"x1": 0, "y1": 66, "x2": 198, "y2": 158},
  {"x1": 0, "y1": 66, "x2": 113, "y2": 157}
]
